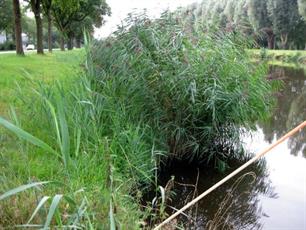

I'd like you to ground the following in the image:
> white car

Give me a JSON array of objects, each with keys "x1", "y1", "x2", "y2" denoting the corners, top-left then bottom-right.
[{"x1": 26, "y1": 44, "x2": 35, "y2": 50}]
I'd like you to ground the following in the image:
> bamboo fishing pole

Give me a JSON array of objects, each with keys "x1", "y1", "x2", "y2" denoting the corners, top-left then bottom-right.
[{"x1": 153, "y1": 120, "x2": 306, "y2": 230}]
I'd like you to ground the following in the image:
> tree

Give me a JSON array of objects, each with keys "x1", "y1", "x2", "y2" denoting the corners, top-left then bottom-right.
[
  {"x1": 28, "y1": 0, "x2": 44, "y2": 54},
  {"x1": 298, "y1": 0, "x2": 306, "y2": 19},
  {"x1": 51, "y1": 0, "x2": 79, "y2": 50},
  {"x1": 224, "y1": 0, "x2": 235, "y2": 26},
  {"x1": 267, "y1": 0, "x2": 300, "y2": 49},
  {"x1": 42, "y1": 0, "x2": 53, "y2": 52},
  {"x1": 22, "y1": 15, "x2": 37, "y2": 44},
  {"x1": 298, "y1": 0, "x2": 306, "y2": 49},
  {"x1": 247, "y1": 0, "x2": 275, "y2": 49},
  {"x1": 288, "y1": 18, "x2": 306, "y2": 49},
  {"x1": 0, "y1": 0, "x2": 14, "y2": 41},
  {"x1": 12, "y1": 0, "x2": 24, "y2": 55},
  {"x1": 209, "y1": 1, "x2": 227, "y2": 31},
  {"x1": 52, "y1": 0, "x2": 110, "y2": 50},
  {"x1": 233, "y1": 0, "x2": 253, "y2": 36}
]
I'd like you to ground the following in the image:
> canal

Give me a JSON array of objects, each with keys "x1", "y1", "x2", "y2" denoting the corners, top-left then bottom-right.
[{"x1": 156, "y1": 66, "x2": 306, "y2": 229}]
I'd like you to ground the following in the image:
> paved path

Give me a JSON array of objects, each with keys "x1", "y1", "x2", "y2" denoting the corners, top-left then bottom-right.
[{"x1": 0, "y1": 48, "x2": 60, "y2": 54}]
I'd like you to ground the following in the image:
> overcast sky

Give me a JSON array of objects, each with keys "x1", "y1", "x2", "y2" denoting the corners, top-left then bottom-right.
[{"x1": 94, "y1": 0, "x2": 201, "y2": 39}]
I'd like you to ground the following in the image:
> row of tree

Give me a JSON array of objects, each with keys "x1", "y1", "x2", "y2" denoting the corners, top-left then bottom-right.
[
  {"x1": 1, "y1": 0, "x2": 110, "y2": 55},
  {"x1": 178, "y1": 0, "x2": 306, "y2": 50}
]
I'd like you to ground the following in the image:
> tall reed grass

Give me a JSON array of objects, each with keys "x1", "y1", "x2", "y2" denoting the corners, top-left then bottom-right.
[{"x1": 90, "y1": 12, "x2": 273, "y2": 167}]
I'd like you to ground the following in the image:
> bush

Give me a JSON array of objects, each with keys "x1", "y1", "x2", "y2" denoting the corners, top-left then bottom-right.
[
  {"x1": 90, "y1": 13, "x2": 273, "y2": 166},
  {"x1": 0, "y1": 41, "x2": 16, "y2": 51}
]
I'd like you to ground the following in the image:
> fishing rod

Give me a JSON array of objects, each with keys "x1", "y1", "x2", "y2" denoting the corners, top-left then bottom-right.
[{"x1": 154, "y1": 120, "x2": 306, "y2": 230}]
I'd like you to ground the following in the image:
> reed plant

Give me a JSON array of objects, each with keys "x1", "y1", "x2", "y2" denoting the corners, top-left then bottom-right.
[{"x1": 90, "y1": 12, "x2": 273, "y2": 167}]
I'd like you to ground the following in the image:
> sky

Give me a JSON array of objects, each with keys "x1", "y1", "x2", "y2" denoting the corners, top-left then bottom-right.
[{"x1": 94, "y1": 0, "x2": 201, "y2": 39}]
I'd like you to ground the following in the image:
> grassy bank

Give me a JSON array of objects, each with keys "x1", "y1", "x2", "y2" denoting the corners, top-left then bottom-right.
[
  {"x1": 248, "y1": 49, "x2": 306, "y2": 66},
  {"x1": 0, "y1": 48, "x2": 152, "y2": 228},
  {"x1": 0, "y1": 50, "x2": 85, "y2": 115}
]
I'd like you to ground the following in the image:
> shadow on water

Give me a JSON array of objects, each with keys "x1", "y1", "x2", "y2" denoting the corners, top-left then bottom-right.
[
  {"x1": 144, "y1": 66, "x2": 306, "y2": 229},
  {"x1": 261, "y1": 66, "x2": 306, "y2": 157},
  {"x1": 145, "y1": 155, "x2": 276, "y2": 229}
]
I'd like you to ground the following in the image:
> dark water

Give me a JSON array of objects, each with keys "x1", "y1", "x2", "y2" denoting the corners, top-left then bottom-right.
[{"x1": 156, "y1": 66, "x2": 306, "y2": 230}]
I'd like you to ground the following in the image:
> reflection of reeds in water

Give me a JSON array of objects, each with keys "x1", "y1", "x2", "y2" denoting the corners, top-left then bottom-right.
[
  {"x1": 153, "y1": 156, "x2": 277, "y2": 230},
  {"x1": 260, "y1": 66, "x2": 306, "y2": 157},
  {"x1": 206, "y1": 172, "x2": 257, "y2": 230}
]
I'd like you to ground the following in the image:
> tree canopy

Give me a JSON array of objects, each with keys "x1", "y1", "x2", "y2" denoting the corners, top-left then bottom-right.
[
  {"x1": 298, "y1": 0, "x2": 306, "y2": 19},
  {"x1": 51, "y1": 0, "x2": 110, "y2": 49},
  {"x1": 0, "y1": 0, "x2": 14, "y2": 35},
  {"x1": 177, "y1": 0, "x2": 306, "y2": 49}
]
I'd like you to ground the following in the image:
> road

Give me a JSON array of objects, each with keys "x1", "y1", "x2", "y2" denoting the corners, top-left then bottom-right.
[{"x1": 0, "y1": 48, "x2": 60, "y2": 54}]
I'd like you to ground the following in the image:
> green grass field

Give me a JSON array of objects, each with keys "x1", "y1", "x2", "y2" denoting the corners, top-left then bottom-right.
[
  {"x1": 0, "y1": 50, "x2": 91, "y2": 227},
  {"x1": 250, "y1": 49, "x2": 306, "y2": 55},
  {"x1": 248, "y1": 49, "x2": 306, "y2": 66},
  {"x1": 0, "y1": 50, "x2": 85, "y2": 115}
]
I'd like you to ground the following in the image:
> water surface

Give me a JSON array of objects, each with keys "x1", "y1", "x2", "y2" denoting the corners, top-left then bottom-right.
[{"x1": 157, "y1": 66, "x2": 306, "y2": 229}]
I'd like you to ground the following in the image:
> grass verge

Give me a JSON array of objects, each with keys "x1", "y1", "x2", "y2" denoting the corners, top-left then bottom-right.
[
  {"x1": 0, "y1": 50, "x2": 85, "y2": 116},
  {"x1": 248, "y1": 49, "x2": 306, "y2": 66}
]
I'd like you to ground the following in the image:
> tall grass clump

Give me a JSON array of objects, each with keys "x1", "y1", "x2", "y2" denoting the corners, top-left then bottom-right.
[
  {"x1": 90, "y1": 12, "x2": 273, "y2": 167},
  {"x1": 0, "y1": 40, "x2": 157, "y2": 228}
]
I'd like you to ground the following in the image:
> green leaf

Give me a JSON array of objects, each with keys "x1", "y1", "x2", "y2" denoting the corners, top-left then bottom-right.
[
  {"x1": 27, "y1": 196, "x2": 50, "y2": 224},
  {"x1": 75, "y1": 128, "x2": 81, "y2": 157},
  {"x1": 0, "y1": 181, "x2": 50, "y2": 200},
  {"x1": 43, "y1": 194, "x2": 63, "y2": 229},
  {"x1": 57, "y1": 99, "x2": 70, "y2": 166},
  {"x1": 44, "y1": 100, "x2": 62, "y2": 155},
  {"x1": 109, "y1": 199, "x2": 116, "y2": 230},
  {"x1": 0, "y1": 117, "x2": 60, "y2": 158}
]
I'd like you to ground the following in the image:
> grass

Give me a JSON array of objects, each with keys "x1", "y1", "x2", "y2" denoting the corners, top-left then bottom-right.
[
  {"x1": 0, "y1": 47, "x2": 153, "y2": 228},
  {"x1": 249, "y1": 49, "x2": 306, "y2": 55},
  {"x1": 248, "y1": 49, "x2": 306, "y2": 66},
  {"x1": 0, "y1": 50, "x2": 85, "y2": 115}
]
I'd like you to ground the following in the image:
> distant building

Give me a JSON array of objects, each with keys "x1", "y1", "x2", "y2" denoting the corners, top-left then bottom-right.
[
  {"x1": 0, "y1": 32, "x2": 28, "y2": 43},
  {"x1": 22, "y1": 33, "x2": 28, "y2": 44},
  {"x1": 0, "y1": 32, "x2": 7, "y2": 44},
  {"x1": 0, "y1": 32, "x2": 29, "y2": 49}
]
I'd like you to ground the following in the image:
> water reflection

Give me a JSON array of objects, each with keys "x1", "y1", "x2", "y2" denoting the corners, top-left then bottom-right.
[
  {"x1": 151, "y1": 66, "x2": 305, "y2": 229},
  {"x1": 158, "y1": 157, "x2": 275, "y2": 229},
  {"x1": 260, "y1": 66, "x2": 306, "y2": 157}
]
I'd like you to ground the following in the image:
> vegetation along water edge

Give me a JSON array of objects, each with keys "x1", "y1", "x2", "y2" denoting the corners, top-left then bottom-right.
[
  {"x1": 0, "y1": 11, "x2": 277, "y2": 229},
  {"x1": 1, "y1": 0, "x2": 306, "y2": 228}
]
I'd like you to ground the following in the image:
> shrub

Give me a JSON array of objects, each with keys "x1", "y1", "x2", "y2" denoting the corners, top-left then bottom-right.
[{"x1": 0, "y1": 41, "x2": 16, "y2": 51}]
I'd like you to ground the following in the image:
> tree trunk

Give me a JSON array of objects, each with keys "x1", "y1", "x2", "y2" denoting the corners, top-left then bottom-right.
[
  {"x1": 12, "y1": 0, "x2": 24, "y2": 55},
  {"x1": 60, "y1": 36, "x2": 65, "y2": 51},
  {"x1": 31, "y1": 0, "x2": 44, "y2": 54},
  {"x1": 67, "y1": 36, "x2": 73, "y2": 50},
  {"x1": 47, "y1": 10, "x2": 52, "y2": 52},
  {"x1": 267, "y1": 34, "x2": 275, "y2": 49},
  {"x1": 268, "y1": 37, "x2": 274, "y2": 50},
  {"x1": 280, "y1": 33, "x2": 288, "y2": 50},
  {"x1": 76, "y1": 38, "x2": 81, "y2": 48},
  {"x1": 35, "y1": 15, "x2": 44, "y2": 54}
]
